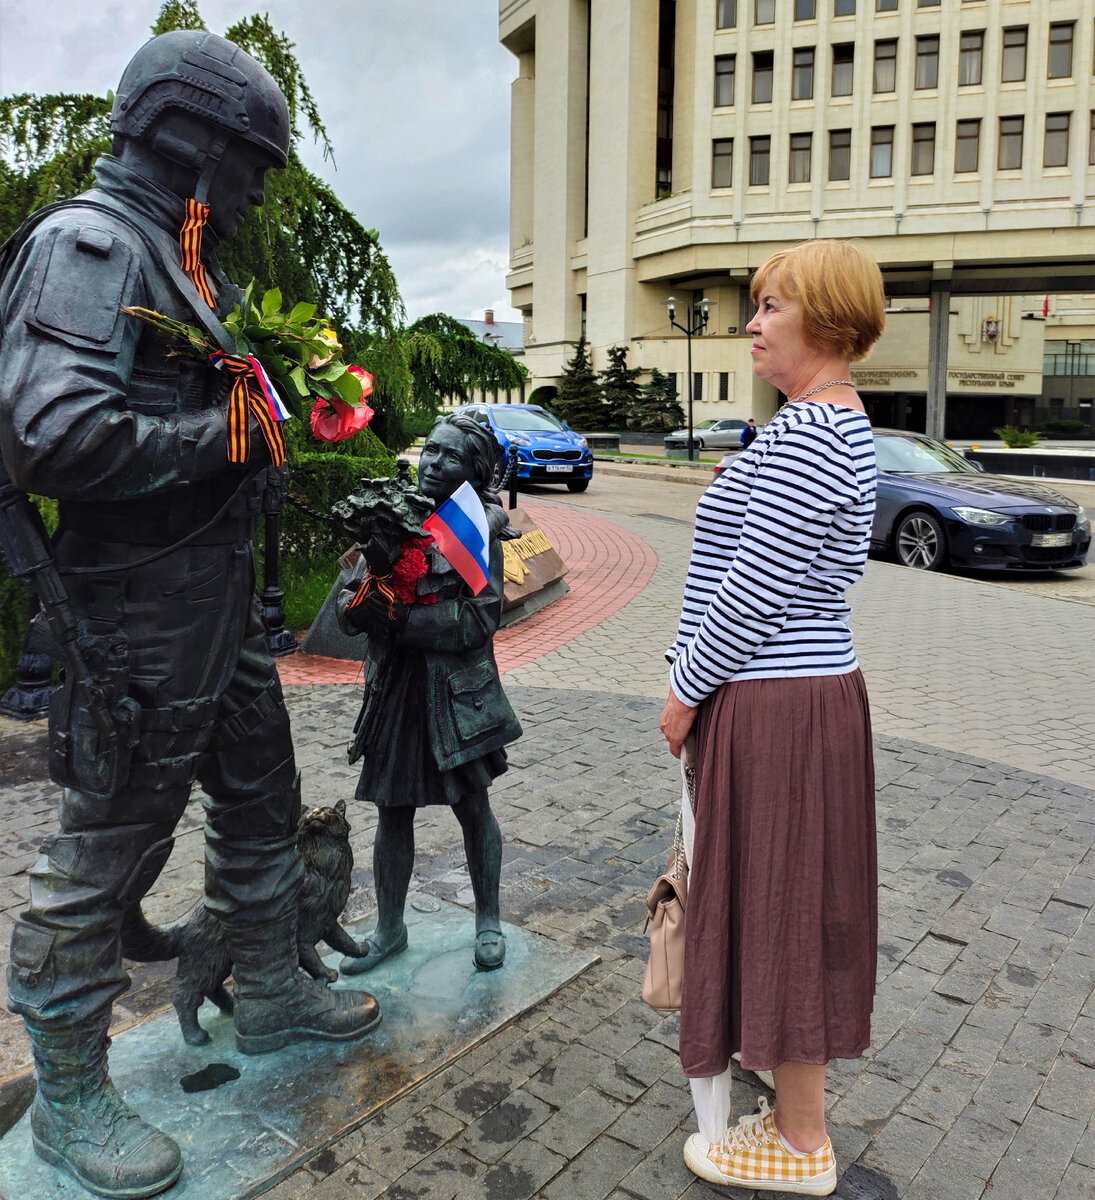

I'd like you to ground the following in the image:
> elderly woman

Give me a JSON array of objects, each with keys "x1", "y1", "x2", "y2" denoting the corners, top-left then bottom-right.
[
  {"x1": 661, "y1": 239, "x2": 886, "y2": 1195},
  {"x1": 337, "y1": 414, "x2": 521, "y2": 974}
]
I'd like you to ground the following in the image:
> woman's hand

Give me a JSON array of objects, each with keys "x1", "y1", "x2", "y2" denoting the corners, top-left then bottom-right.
[{"x1": 660, "y1": 688, "x2": 697, "y2": 758}]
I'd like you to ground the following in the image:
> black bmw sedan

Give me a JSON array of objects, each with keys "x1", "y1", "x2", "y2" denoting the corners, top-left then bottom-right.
[{"x1": 872, "y1": 429, "x2": 1090, "y2": 572}]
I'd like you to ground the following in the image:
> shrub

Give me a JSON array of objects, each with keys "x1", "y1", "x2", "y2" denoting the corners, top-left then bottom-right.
[
  {"x1": 1038, "y1": 418, "x2": 1088, "y2": 439},
  {"x1": 993, "y1": 425, "x2": 1041, "y2": 449}
]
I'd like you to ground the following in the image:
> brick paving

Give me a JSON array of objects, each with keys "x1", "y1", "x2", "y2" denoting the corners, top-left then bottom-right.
[{"x1": 0, "y1": 470, "x2": 1093, "y2": 1200}]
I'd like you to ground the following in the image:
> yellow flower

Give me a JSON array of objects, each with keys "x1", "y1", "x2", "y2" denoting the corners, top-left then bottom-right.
[{"x1": 308, "y1": 327, "x2": 342, "y2": 370}]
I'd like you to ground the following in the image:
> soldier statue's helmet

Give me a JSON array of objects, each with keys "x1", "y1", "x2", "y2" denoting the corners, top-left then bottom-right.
[{"x1": 111, "y1": 30, "x2": 290, "y2": 168}]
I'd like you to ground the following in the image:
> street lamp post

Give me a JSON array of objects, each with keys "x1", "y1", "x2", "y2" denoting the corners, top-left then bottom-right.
[{"x1": 663, "y1": 296, "x2": 713, "y2": 461}]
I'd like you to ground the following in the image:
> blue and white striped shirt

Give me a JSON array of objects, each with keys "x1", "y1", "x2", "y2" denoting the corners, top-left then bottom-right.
[{"x1": 668, "y1": 403, "x2": 876, "y2": 706}]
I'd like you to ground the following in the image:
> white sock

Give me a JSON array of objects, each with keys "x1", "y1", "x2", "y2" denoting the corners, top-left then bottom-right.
[{"x1": 778, "y1": 1131, "x2": 811, "y2": 1157}]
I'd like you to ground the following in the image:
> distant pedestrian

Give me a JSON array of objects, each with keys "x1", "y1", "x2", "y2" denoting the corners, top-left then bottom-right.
[
  {"x1": 660, "y1": 238, "x2": 886, "y2": 1195},
  {"x1": 739, "y1": 418, "x2": 758, "y2": 449}
]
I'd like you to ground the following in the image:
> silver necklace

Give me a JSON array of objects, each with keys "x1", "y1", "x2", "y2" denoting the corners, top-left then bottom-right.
[{"x1": 787, "y1": 379, "x2": 856, "y2": 404}]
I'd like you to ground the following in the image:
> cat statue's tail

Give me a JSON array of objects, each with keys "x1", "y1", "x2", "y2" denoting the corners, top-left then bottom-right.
[{"x1": 120, "y1": 904, "x2": 184, "y2": 961}]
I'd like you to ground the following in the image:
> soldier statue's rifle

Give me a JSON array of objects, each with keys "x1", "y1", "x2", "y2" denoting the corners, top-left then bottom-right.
[{"x1": 0, "y1": 460, "x2": 138, "y2": 800}]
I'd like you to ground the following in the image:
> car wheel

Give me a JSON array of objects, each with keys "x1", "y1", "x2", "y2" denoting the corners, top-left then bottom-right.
[
  {"x1": 894, "y1": 510, "x2": 947, "y2": 571},
  {"x1": 693, "y1": 438, "x2": 704, "y2": 450},
  {"x1": 566, "y1": 479, "x2": 589, "y2": 493},
  {"x1": 490, "y1": 445, "x2": 513, "y2": 491}
]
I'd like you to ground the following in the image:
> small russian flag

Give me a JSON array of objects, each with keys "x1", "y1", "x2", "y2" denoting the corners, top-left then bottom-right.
[
  {"x1": 247, "y1": 355, "x2": 292, "y2": 422},
  {"x1": 423, "y1": 480, "x2": 491, "y2": 595}
]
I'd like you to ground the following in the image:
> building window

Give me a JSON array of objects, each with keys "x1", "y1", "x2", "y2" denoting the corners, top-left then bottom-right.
[
  {"x1": 755, "y1": 0, "x2": 775, "y2": 24},
  {"x1": 795, "y1": 0, "x2": 816, "y2": 18},
  {"x1": 792, "y1": 48, "x2": 815, "y2": 100},
  {"x1": 789, "y1": 132, "x2": 812, "y2": 181},
  {"x1": 955, "y1": 118, "x2": 980, "y2": 172},
  {"x1": 694, "y1": 373, "x2": 704, "y2": 401},
  {"x1": 750, "y1": 136, "x2": 771, "y2": 185},
  {"x1": 712, "y1": 138, "x2": 734, "y2": 187},
  {"x1": 717, "y1": 0, "x2": 737, "y2": 27},
  {"x1": 1090, "y1": 112, "x2": 1095, "y2": 166},
  {"x1": 835, "y1": 0, "x2": 855, "y2": 14},
  {"x1": 719, "y1": 373, "x2": 730, "y2": 402},
  {"x1": 656, "y1": 0, "x2": 676, "y2": 197},
  {"x1": 1048, "y1": 24, "x2": 1074, "y2": 79},
  {"x1": 715, "y1": 55, "x2": 736, "y2": 106},
  {"x1": 917, "y1": 0, "x2": 939, "y2": 7},
  {"x1": 874, "y1": 40, "x2": 897, "y2": 92},
  {"x1": 911, "y1": 122, "x2": 935, "y2": 174},
  {"x1": 1002, "y1": 27, "x2": 1027, "y2": 83},
  {"x1": 829, "y1": 128, "x2": 851, "y2": 179},
  {"x1": 876, "y1": 0, "x2": 897, "y2": 9},
  {"x1": 753, "y1": 51, "x2": 774, "y2": 102},
  {"x1": 832, "y1": 44, "x2": 854, "y2": 95},
  {"x1": 959, "y1": 31, "x2": 984, "y2": 86},
  {"x1": 1044, "y1": 113, "x2": 1070, "y2": 167},
  {"x1": 870, "y1": 125, "x2": 894, "y2": 177},
  {"x1": 998, "y1": 115, "x2": 1024, "y2": 170},
  {"x1": 916, "y1": 36, "x2": 939, "y2": 89}
]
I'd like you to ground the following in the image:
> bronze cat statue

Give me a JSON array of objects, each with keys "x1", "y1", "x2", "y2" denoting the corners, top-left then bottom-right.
[{"x1": 121, "y1": 800, "x2": 364, "y2": 1046}]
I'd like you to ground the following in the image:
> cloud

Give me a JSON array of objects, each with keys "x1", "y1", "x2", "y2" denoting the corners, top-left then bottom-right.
[{"x1": 0, "y1": 0, "x2": 520, "y2": 323}]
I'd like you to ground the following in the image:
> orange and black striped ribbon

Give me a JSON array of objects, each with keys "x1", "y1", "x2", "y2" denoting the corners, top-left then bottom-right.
[
  {"x1": 217, "y1": 355, "x2": 287, "y2": 467},
  {"x1": 179, "y1": 199, "x2": 216, "y2": 308},
  {"x1": 346, "y1": 572, "x2": 398, "y2": 617}
]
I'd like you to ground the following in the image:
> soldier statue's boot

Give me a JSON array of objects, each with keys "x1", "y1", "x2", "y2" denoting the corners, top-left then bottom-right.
[
  {"x1": 223, "y1": 911, "x2": 381, "y2": 1055},
  {"x1": 26, "y1": 1015, "x2": 183, "y2": 1199}
]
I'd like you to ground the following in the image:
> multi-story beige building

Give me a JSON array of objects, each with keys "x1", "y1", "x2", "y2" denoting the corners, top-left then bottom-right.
[{"x1": 499, "y1": 0, "x2": 1094, "y2": 437}]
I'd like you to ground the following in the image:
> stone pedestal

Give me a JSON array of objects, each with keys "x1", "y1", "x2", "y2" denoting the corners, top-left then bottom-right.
[{"x1": 0, "y1": 900, "x2": 596, "y2": 1200}]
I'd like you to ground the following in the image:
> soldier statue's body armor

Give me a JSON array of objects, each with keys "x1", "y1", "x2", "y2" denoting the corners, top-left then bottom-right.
[{"x1": 0, "y1": 31, "x2": 379, "y2": 1200}]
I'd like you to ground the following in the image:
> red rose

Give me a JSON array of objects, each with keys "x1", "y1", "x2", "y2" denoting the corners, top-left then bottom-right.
[{"x1": 309, "y1": 366, "x2": 375, "y2": 443}]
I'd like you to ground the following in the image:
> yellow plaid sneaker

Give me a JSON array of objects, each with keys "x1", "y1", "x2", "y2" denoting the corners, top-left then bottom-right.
[{"x1": 683, "y1": 1097, "x2": 837, "y2": 1195}]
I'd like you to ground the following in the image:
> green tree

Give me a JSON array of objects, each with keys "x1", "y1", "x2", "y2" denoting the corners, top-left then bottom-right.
[
  {"x1": 406, "y1": 314, "x2": 528, "y2": 410},
  {"x1": 599, "y1": 344, "x2": 643, "y2": 430},
  {"x1": 0, "y1": 1, "x2": 409, "y2": 439},
  {"x1": 552, "y1": 336, "x2": 606, "y2": 431},
  {"x1": 631, "y1": 368, "x2": 684, "y2": 432}
]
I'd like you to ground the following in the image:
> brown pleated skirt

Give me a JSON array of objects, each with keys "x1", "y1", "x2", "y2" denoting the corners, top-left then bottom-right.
[{"x1": 679, "y1": 669, "x2": 877, "y2": 1078}]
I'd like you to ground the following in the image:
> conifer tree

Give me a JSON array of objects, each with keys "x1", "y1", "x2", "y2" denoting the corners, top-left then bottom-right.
[
  {"x1": 632, "y1": 368, "x2": 685, "y2": 431},
  {"x1": 552, "y1": 336, "x2": 606, "y2": 431},
  {"x1": 599, "y1": 344, "x2": 643, "y2": 430}
]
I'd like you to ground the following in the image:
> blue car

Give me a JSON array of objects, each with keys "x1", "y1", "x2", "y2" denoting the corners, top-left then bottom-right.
[
  {"x1": 872, "y1": 429, "x2": 1090, "y2": 571},
  {"x1": 456, "y1": 403, "x2": 594, "y2": 493}
]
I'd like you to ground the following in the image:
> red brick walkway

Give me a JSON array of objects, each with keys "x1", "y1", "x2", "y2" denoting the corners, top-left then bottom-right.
[{"x1": 276, "y1": 501, "x2": 658, "y2": 686}]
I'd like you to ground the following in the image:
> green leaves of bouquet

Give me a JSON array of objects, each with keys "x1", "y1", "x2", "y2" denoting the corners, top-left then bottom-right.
[
  {"x1": 124, "y1": 283, "x2": 366, "y2": 420},
  {"x1": 225, "y1": 283, "x2": 366, "y2": 419}
]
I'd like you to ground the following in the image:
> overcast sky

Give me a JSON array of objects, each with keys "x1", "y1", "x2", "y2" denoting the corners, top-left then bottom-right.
[{"x1": 0, "y1": 0, "x2": 521, "y2": 324}]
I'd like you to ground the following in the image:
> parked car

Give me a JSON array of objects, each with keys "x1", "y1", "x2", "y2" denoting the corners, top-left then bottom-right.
[
  {"x1": 455, "y1": 403, "x2": 593, "y2": 492},
  {"x1": 665, "y1": 417, "x2": 748, "y2": 450},
  {"x1": 714, "y1": 429, "x2": 1090, "y2": 573},
  {"x1": 873, "y1": 429, "x2": 1089, "y2": 571}
]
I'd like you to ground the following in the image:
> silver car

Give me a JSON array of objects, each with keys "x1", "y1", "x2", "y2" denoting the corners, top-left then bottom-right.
[{"x1": 664, "y1": 418, "x2": 748, "y2": 450}]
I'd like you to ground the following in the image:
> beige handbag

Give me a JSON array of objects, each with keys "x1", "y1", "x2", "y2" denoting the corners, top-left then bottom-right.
[{"x1": 642, "y1": 752, "x2": 697, "y2": 1013}]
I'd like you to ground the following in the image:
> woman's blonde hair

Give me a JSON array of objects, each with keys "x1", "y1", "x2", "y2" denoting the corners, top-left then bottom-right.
[{"x1": 751, "y1": 240, "x2": 886, "y2": 361}]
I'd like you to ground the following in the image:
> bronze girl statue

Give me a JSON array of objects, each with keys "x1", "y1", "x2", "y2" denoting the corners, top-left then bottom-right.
[{"x1": 336, "y1": 414, "x2": 522, "y2": 973}]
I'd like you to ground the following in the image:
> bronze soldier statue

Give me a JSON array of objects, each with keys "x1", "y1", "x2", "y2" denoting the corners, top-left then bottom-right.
[{"x1": 0, "y1": 31, "x2": 379, "y2": 1199}]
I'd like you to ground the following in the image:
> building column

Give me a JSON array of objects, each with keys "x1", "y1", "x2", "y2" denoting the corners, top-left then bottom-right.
[{"x1": 927, "y1": 273, "x2": 951, "y2": 440}]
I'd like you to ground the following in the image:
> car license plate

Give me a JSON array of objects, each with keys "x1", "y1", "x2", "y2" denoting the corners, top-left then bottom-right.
[
  {"x1": 546, "y1": 464, "x2": 572, "y2": 473},
  {"x1": 1031, "y1": 532, "x2": 1071, "y2": 547}
]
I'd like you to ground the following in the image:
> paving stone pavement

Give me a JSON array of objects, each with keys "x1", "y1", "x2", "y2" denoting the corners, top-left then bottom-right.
[{"x1": 0, "y1": 481, "x2": 1093, "y2": 1200}]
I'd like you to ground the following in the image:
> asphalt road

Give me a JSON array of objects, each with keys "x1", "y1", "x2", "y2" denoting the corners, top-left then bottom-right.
[{"x1": 525, "y1": 468, "x2": 1095, "y2": 608}]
